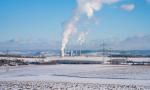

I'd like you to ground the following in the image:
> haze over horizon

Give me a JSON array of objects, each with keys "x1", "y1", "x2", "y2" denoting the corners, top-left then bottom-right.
[{"x1": 0, "y1": 0, "x2": 150, "y2": 50}]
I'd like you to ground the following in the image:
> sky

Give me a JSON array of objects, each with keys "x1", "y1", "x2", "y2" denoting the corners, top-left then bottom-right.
[{"x1": 0, "y1": 0, "x2": 150, "y2": 50}]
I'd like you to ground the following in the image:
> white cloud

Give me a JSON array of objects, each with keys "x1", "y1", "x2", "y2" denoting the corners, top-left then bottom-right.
[
  {"x1": 121, "y1": 4, "x2": 135, "y2": 11},
  {"x1": 76, "y1": 35, "x2": 150, "y2": 50},
  {"x1": 110, "y1": 35, "x2": 150, "y2": 50},
  {"x1": 0, "y1": 35, "x2": 150, "y2": 51},
  {"x1": 0, "y1": 39, "x2": 60, "y2": 50},
  {"x1": 147, "y1": 0, "x2": 150, "y2": 4}
]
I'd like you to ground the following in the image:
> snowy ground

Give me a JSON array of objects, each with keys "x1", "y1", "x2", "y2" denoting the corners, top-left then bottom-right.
[
  {"x1": 0, "y1": 65, "x2": 150, "y2": 90},
  {"x1": 1, "y1": 56, "x2": 150, "y2": 62}
]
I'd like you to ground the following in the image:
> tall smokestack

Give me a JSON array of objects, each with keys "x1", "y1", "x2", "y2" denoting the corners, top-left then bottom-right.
[{"x1": 60, "y1": 48, "x2": 64, "y2": 57}]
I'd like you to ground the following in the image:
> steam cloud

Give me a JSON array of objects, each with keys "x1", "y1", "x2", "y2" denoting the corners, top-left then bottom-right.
[
  {"x1": 77, "y1": 31, "x2": 88, "y2": 46},
  {"x1": 61, "y1": 0, "x2": 118, "y2": 57},
  {"x1": 121, "y1": 4, "x2": 135, "y2": 11}
]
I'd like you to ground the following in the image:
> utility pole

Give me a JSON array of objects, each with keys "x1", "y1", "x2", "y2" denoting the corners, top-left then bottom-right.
[
  {"x1": 102, "y1": 41, "x2": 105, "y2": 63},
  {"x1": 5, "y1": 50, "x2": 9, "y2": 72},
  {"x1": 80, "y1": 44, "x2": 82, "y2": 56},
  {"x1": 99, "y1": 41, "x2": 107, "y2": 63},
  {"x1": 109, "y1": 48, "x2": 112, "y2": 62}
]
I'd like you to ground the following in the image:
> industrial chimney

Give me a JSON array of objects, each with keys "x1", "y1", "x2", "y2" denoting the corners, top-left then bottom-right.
[{"x1": 60, "y1": 49, "x2": 64, "y2": 57}]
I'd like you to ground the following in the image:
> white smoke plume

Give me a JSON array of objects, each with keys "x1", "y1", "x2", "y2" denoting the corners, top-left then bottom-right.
[
  {"x1": 77, "y1": 31, "x2": 88, "y2": 46},
  {"x1": 61, "y1": 0, "x2": 118, "y2": 56},
  {"x1": 121, "y1": 4, "x2": 135, "y2": 11}
]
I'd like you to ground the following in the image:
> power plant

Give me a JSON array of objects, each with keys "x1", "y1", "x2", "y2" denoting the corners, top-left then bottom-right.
[{"x1": 60, "y1": 50, "x2": 81, "y2": 57}]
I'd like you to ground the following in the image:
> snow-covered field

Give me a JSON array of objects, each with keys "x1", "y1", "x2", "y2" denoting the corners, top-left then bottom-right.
[
  {"x1": 0, "y1": 65, "x2": 150, "y2": 90},
  {"x1": 1, "y1": 56, "x2": 150, "y2": 64}
]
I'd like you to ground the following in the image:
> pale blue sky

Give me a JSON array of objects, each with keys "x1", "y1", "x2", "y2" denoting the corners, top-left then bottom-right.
[{"x1": 0, "y1": 0, "x2": 150, "y2": 42}]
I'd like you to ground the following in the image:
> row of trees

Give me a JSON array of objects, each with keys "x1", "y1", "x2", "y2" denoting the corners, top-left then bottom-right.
[{"x1": 0, "y1": 59, "x2": 28, "y2": 66}]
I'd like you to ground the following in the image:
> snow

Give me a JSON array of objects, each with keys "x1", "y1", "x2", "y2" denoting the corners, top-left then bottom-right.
[
  {"x1": 1, "y1": 56, "x2": 150, "y2": 63},
  {"x1": 129, "y1": 57, "x2": 150, "y2": 62},
  {"x1": 0, "y1": 65, "x2": 150, "y2": 89},
  {"x1": 1, "y1": 81, "x2": 149, "y2": 90}
]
